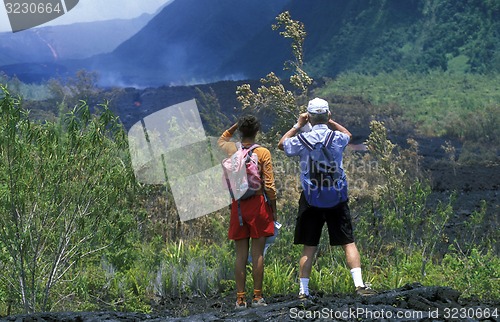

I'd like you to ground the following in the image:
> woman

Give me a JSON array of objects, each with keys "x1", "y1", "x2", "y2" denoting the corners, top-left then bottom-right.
[{"x1": 218, "y1": 115, "x2": 278, "y2": 309}]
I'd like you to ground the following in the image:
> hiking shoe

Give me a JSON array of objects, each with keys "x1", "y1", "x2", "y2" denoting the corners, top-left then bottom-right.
[
  {"x1": 234, "y1": 297, "x2": 247, "y2": 310},
  {"x1": 251, "y1": 296, "x2": 268, "y2": 307},
  {"x1": 234, "y1": 299, "x2": 247, "y2": 310},
  {"x1": 298, "y1": 293, "x2": 315, "y2": 300},
  {"x1": 356, "y1": 284, "x2": 377, "y2": 296}
]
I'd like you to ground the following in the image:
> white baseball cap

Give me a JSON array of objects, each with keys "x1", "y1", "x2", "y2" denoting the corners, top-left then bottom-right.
[{"x1": 307, "y1": 97, "x2": 330, "y2": 114}]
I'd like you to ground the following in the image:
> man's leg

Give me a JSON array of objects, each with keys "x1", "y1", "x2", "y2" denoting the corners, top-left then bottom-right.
[
  {"x1": 299, "y1": 245, "x2": 318, "y2": 278},
  {"x1": 342, "y1": 242, "x2": 361, "y2": 270},
  {"x1": 342, "y1": 242, "x2": 364, "y2": 287},
  {"x1": 299, "y1": 245, "x2": 317, "y2": 296},
  {"x1": 342, "y1": 242, "x2": 377, "y2": 295},
  {"x1": 295, "y1": 192, "x2": 321, "y2": 297}
]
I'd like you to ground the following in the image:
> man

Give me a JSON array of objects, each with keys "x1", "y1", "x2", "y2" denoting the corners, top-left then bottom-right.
[{"x1": 278, "y1": 97, "x2": 376, "y2": 298}]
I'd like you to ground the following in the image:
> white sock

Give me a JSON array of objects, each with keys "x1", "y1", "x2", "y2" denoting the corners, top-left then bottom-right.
[
  {"x1": 299, "y1": 278, "x2": 309, "y2": 295},
  {"x1": 350, "y1": 267, "x2": 364, "y2": 288}
]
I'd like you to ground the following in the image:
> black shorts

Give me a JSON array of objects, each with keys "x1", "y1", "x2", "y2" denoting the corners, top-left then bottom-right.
[{"x1": 294, "y1": 192, "x2": 355, "y2": 246}]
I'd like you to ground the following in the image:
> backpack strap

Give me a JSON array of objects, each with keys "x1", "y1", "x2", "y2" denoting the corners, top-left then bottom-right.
[
  {"x1": 324, "y1": 130, "x2": 335, "y2": 147},
  {"x1": 297, "y1": 133, "x2": 314, "y2": 150},
  {"x1": 249, "y1": 143, "x2": 260, "y2": 149},
  {"x1": 242, "y1": 143, "x2": 260, "y2": 152},
  {"x1": 223, "y1": 175, "x2": 238, "y2": 204},
  {"x1": 298, "y1": 131, "x2": 335, "y2": 150},
  {"x1": 237, "y1": 200, "x2": 243, "y2": 226},
  {"x1": 238, "y1": 143, "x2": 260, "y2": 227}
]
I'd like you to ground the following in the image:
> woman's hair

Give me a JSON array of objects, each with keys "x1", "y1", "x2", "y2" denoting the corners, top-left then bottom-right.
[{"x1": 237, "y1": 115, "x2": 260, "y2": 138}]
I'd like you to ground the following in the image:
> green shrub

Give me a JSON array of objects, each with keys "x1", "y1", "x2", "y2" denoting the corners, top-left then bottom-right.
[
  {"x1": 0, "y1": 85, "x2": 136, "y2": 314},
  {"x1": 439, "y1": 248, "x2": 500, "y2": 299}
]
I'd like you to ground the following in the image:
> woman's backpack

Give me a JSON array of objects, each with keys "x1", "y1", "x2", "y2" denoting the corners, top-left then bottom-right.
[{"x1": 221, "y1": 143, "x2": 262, "y2": 225}]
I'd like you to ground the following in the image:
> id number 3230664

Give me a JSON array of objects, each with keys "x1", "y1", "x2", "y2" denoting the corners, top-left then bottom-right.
[
  {"x1": 443, "y1": 307, "x2": 498, "y2": 320},
  {"x1": 5, "y1": 2, "x2": 62, "y2": 14}
]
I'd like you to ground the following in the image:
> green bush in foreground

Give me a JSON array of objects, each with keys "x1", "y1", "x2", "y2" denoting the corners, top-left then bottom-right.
[{"x1": 0, "y1": 85, "x2": 136, "y2": 314}]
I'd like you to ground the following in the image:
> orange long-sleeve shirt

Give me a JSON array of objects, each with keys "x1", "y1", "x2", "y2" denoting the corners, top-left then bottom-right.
[{"x1": 218, "y1": 130, "x2": 277, "y2": 201}]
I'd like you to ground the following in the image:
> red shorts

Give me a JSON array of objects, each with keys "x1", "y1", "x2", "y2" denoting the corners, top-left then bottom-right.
[{"x1": 228, "y1": 195, "x2": 274, "y2": 240}]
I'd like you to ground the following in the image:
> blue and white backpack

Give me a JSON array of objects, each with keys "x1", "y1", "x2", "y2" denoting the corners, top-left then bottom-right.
[{"x1": 298, "y1": 131, "x2": 348, "y2": 208}]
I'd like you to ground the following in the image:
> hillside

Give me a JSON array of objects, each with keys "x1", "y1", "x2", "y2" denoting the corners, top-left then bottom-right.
[
  {"x1": 90, "y1": 0, "x2": 289, "y2": 86},
  {"x1": 2, "y1": 0, "x2": 497, "y2": 86},
  {"x1": 94, "y1": 0, "x2": 500, "y2": 86},
  {"x1": 220, "y1": 0, "x2": 500, "y2": 78},
  {"x1": 0, "y1": 14, "x2": 154, "y2": 65}
]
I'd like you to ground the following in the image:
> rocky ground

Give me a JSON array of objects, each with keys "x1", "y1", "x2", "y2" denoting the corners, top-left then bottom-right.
[
  {"x1": 419, "y1": 138, "x2": 498, "y2": 254},
  {"x1": 4, "y1": 283, "x2": 500, "y2": 321}
]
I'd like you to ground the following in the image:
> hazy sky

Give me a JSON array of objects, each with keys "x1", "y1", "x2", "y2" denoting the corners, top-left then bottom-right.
[{"x1": 0, "y1": 0, "x2": 172, "y2": 33}]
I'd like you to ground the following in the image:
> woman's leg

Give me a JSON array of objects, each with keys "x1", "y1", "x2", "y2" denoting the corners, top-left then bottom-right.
[
  {"x1": 235, "y1": 238, "x2": 250, "y2": 293},
  {"x1": 250, "y1": 236, "x2": 266, "y2": 292}
]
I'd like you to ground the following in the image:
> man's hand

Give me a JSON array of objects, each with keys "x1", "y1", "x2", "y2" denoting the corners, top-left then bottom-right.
[
  {"x1": 328, "y1": 119, "x2": 352, "y2": 141},
  {"x1": 278, "y1": 113, "x2": 308, "y2": 150},
  {"x1": 297, "y1": 113, "x2": 309, "y2": 128}
]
